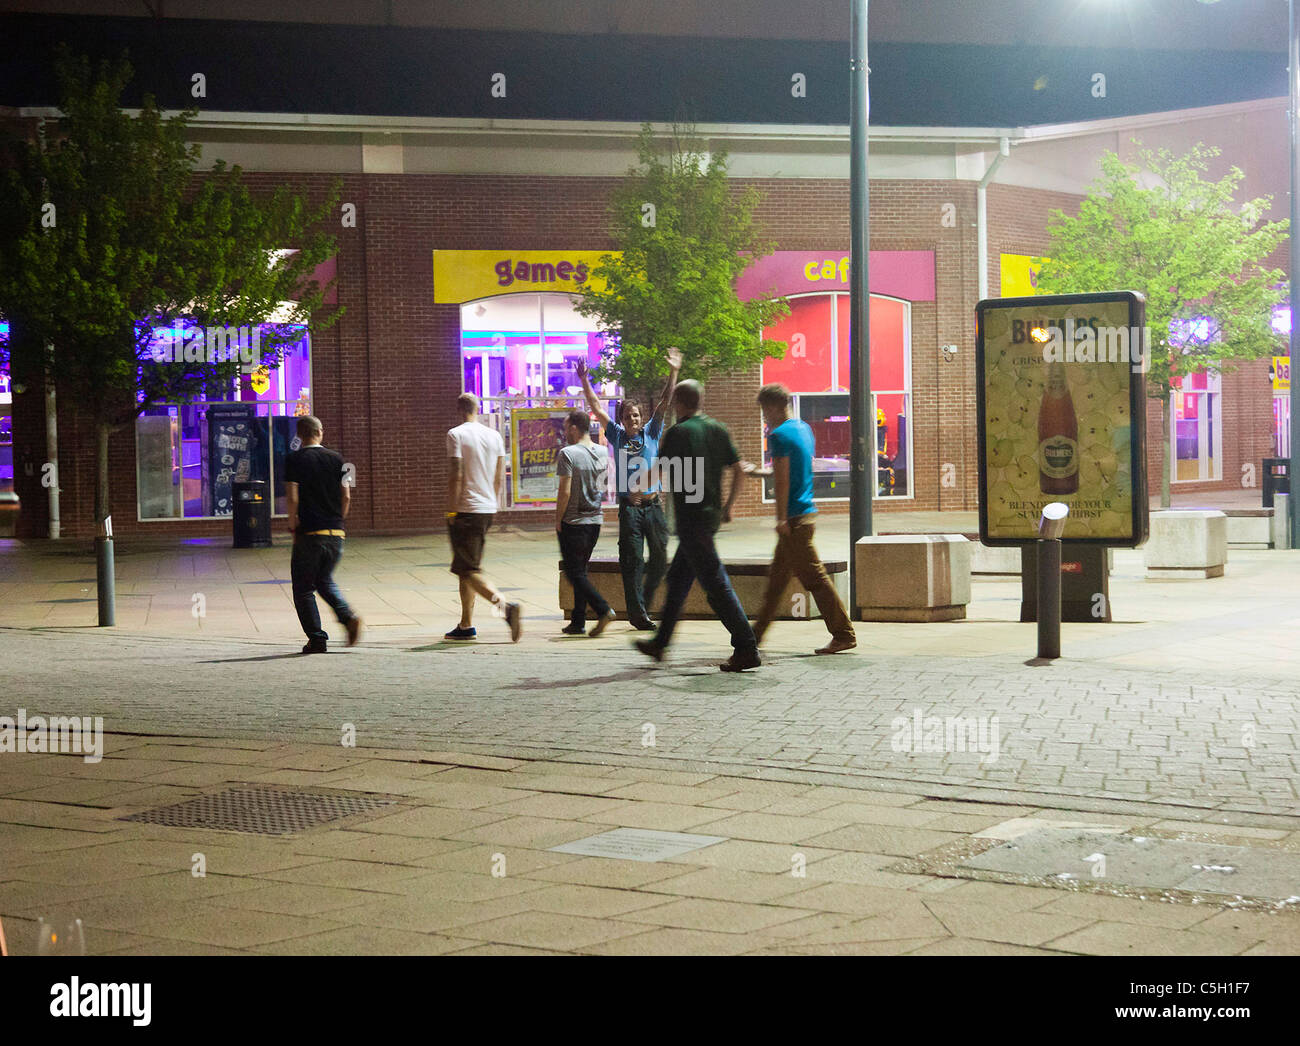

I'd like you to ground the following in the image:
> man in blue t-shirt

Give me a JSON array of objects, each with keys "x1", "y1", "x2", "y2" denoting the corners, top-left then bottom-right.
[
  {"x1": 744, "y1": 384, "x2": 856, "y2": 655},
  {"x1": 576, "y1": 347, "x2": 681, "y2": 630}
]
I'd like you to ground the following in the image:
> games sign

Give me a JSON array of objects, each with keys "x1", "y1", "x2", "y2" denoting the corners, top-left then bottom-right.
[{"x1": 976, "y1": 291, "x2": 1149, "y2": 546}]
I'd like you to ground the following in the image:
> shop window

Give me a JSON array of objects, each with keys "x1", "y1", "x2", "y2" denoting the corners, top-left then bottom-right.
[
  {"x1": 759, "y1": 294, "x2": 912, "y2": 500},
  {"x1": 1170, "y1": 371, "x2": 1222, "y2": 483},
  {"x1": 135, "y1": 323, "x2": 311, "y2": 520},
  {"x1": 460, "y1": 292, "x2": 619, "y2": 507}
]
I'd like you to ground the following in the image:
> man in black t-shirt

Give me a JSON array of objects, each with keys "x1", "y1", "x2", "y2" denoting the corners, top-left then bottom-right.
[{"x1": 284, "y1": 415, "x2": 362, "y2": 653}]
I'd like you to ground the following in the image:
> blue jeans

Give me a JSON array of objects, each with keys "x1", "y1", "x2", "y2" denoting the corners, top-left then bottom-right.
[
  {"x1": 291, "y1": 535, "x2": 356, "y2": 644},
  {"x1": 654, "y1": 519, "x2": 757, "y2": 653},
  {"x1": 618, "y1": 498, "x2": 669, "y2": 621}
]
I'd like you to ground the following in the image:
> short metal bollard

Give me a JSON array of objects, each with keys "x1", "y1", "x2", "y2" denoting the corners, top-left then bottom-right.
[
  {"x1": 1036, "y1": 503, "x2": 1069, "y2": 660},
  {"x1": 95, "y1": 515, "x2": 115, "y2": 627}
]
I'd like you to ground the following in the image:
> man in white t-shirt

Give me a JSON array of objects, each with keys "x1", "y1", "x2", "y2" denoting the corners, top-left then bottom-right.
[{"x1": 445, "y1": 393, "x2": 522, "y2": 642}]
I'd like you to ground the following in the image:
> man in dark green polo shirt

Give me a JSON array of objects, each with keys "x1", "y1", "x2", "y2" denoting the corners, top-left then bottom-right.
[{"x1": 634, "y1": 380, "x2": 760, "y2": 672}]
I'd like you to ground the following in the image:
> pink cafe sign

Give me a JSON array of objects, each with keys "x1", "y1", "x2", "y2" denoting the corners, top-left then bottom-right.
[{"x1": 736, "y1": 250, "x2": 935, "y2": 303}]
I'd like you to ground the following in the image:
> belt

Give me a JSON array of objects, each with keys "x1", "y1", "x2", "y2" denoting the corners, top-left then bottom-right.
[
  {"x1": 302, "y1": 529, "x2": 346, "y2": 536},
  {"x1": 620, "y1": 494, "x2": 660, "y2": 505}
]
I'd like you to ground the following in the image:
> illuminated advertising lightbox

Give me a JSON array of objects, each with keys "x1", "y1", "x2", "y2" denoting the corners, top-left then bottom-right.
[{"x1": 976, "y1": 292, "x2": 1148, "y2": 546}]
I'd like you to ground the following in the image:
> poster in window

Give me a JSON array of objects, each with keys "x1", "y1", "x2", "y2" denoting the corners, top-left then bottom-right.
[
  {"x1": 511, "y1": 407, "x2": 570, "y2": 504},
  {"x1": 976, "y1": 292, "x2": 1148, "y2": 546},
  {"x1": 206, "y1": 403, "x2": 259, "y2": 517}
]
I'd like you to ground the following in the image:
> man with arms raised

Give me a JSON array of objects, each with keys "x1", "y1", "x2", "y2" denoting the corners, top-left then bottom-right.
[
  {"x1": 445, "y1": 393, "x2": 522, "y2": 642},
  {"x1": 575, "y1": 347, "x2": 681, "y2": 630}
]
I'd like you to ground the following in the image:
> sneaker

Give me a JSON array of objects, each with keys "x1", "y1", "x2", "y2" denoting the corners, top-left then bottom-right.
[
  {"x1": 816, "y1": 637, "x2": 857, "y2": 655},
  {"x1": 444, "y1": 626, "x2": 477, "y2": 640},
  {"x1": 346, "y1": 617, "x2": 363, "y2": 647},
  {"x1": 561, "y1": 622, "x2": 586, "y2": 635},
  {"x1": 719, "y1": 649, "x2": 762, "y2": 672},
  {"x1": 301, "y1": 641, "x2": 328, "y2": 654},
  {"x1": 588, "y1": 608, "x2": 616, "y2": 638},
  {"x1": 634, "y1": 638, "x2": 666, "y2": 663},
  {"x1": 505, "y1": 602, "x2": 523, "y2": 643}
]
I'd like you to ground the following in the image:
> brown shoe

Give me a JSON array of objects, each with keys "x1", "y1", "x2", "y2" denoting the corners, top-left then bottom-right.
[
  {"x1": 588, "y1": 608, "x2": 616, "y2": 638},
  {"x1": 816, "y1": 637, "x2": 857, "y2": 655},
  {"x1": 719, "y1": 649, "x2": 761, "y2": 672},
  {"x1": 346, "y1": 617, "x2": 363, "y2": 646}
]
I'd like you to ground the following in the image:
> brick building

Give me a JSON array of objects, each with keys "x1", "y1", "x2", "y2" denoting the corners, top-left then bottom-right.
[{"x1": 0, "y1": 9, "x2": 1289, "y2": 538}]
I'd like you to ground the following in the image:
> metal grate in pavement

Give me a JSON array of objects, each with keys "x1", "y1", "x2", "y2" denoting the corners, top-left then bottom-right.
[{"x1": 120, "y1": 786, "x2": 395, "y2": 836}]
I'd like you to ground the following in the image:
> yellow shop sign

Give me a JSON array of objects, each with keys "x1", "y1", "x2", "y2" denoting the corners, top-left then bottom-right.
[{"x1": 432, "y1": 250, "x2": 615, "y2": 303}]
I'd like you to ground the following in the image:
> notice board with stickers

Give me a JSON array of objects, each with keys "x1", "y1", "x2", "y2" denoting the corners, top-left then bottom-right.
[{"x1": 976, "y1": 291, "x2": 1148, "y2": 547}]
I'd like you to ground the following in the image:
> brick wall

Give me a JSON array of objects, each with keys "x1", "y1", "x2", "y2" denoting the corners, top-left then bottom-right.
[{"x1": 15, "y1": 171, "x2": 1281, "y2": 537}]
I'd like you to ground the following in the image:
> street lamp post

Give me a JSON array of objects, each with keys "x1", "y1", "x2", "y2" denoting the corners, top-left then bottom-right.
[
  {"x1": 849, "y1": 0, "x2": 872, "y2": 612},
  {"x1": 1289, "y1": 0, "x2": 1300, "y2": 546}
]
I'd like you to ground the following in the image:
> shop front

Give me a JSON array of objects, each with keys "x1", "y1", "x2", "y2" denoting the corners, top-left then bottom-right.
[
  {"x1": 737, "y1": 250, "x2": 935, "y2": 504},
  {"x1": 434, "y1": 249, "x2": 622, "y2": 509}
]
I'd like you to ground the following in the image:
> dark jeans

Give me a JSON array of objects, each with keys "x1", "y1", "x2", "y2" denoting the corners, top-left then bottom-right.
[
  {"x1": 618, "y1": 498, "x2": 668, "y2": 622},
  {"x1": 291, "y1": 535, "x2": 356, "y2": 645},
  {"x1": 559, "y1": 522, "x2": 611, "y2": 628},
  {"x1": 654, "y1": 518, "x2": 757, "y2": 654}
]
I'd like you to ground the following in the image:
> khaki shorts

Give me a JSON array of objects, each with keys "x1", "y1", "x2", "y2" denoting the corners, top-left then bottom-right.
[{"x1": 448, "y1": 512, "x2": 493, "y2": 576}]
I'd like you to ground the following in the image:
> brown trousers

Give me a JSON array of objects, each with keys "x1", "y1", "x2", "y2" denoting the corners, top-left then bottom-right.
[{"x1": 754, "y1": 517, "x2": 856, "y2": 644}]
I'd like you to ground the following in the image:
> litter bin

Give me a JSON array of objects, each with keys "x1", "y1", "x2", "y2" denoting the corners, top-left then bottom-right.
[
  {"x1": 1262, "y1": 458, "x2": 1290, "y2": 508},
  {"x1": 232, "y1": 480, "x2": 272, "y2": 549}
]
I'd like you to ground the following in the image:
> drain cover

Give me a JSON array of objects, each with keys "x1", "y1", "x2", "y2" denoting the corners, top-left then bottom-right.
[
  {"x1": 120, "y1": 786, "x2": 396, "y2": 836},
  {"x1": 961, "y1": 827, "x2": 1300, "y2": 905},
  {"x1": 550, "y1": 828, "x2": 728, "y2": 862}
]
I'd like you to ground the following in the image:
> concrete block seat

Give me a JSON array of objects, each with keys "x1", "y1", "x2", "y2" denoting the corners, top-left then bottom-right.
[
  {"x1": 1144, "y1": 510, "x2": 1227, "y2": 579},
  {"x1": 854, "y1": 534, "x2": 971, "y2": 622},
  {"x1": 1220, "y1": 508, "x2": 1273, "y2": 548},
  {"x1": 558, "y1": 556, "x2": 849, "y2": 620}
]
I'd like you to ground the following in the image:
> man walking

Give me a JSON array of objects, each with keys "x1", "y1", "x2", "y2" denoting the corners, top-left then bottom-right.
[
  {"x1": 445, "y1": 393, "x2": 522, "y2": 642},
  {"x1": 745, "y1": 384, "x2": 857, "y2": 655},
  {"x1": 284, "y1": 415, "x2": 362, "y2": 654},
  {"x1": 555, "y1": 410, "x2": 616, "y2": 636},
  {"x1": 575, "y1": 347, "x2": 681, "y2": 629},
  {"x1": 634, "y1": 380, "x2": 760, "y2": 672}
]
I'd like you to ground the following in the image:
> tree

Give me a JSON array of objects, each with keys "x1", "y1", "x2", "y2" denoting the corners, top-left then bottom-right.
[
  {"x1": 0, "y1": 50, "x2": 341, "y2": 557},
  {"x1": 574, "y1": 123, "x2": 788, "y2": 398},
  {"x1": 1034, "y1": 144, "x2": 1287, "y2": 507}
]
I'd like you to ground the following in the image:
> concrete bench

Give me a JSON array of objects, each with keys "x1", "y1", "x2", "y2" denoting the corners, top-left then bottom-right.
[
  {"x1": 854, "y1": 534, "x2": 971, "y2": 621},
  {"x1": 1144, "y1": 510, "x2": 1227, "y2": 578},
  {"x1": 1221, "y1": 507, "x2": 1272, "y2": 548},
  {"x1": 558, "y1": 556, "x2": 849, "y2": 621}
]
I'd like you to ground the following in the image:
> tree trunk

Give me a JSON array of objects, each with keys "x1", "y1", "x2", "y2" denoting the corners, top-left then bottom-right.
[{"x1": 1160, "y1": 395, "x2": 1172, "y2": 510}]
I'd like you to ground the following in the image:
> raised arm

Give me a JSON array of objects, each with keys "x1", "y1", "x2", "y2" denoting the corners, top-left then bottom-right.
[
  {"x1": 652, "y1": 346, "x2": 683, "y2": 423},
  {"x1": 575, "y1": 360, "x2": 611, "y2": 430}
]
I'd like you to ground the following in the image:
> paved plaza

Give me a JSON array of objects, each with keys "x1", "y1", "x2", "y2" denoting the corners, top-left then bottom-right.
[{"x1": 2, "y1": 515, "x2": 1300, "y2": 954}]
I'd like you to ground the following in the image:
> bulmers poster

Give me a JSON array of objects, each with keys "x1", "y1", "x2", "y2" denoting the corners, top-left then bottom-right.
[{"x1": 976, "y1": 292, "x2": 1148, "y2": 546}]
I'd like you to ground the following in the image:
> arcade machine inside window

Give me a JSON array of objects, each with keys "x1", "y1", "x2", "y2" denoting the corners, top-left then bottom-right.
[
  {"x1": 759, "y1": 294, "x2": 912, "y2": 501},
  {"x1": 135, "y1": 322, "x2": 311, "y2": 520}
]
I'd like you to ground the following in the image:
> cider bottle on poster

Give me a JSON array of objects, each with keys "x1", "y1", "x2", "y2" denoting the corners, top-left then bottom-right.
[{"x1": 1039, "y1": 362, "x2": 1079, "y2": 494}]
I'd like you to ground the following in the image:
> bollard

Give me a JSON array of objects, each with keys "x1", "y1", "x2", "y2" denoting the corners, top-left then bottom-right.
[
  {"x1": 96, "y1": 516, "x2": 115, "y2": 627},
  {"x1": 1036, "y1": 503, "x2": 1069, "y2": 660},
  {"x1": 1273, "y1": 493, "x2": 1291, "y2": 550}
]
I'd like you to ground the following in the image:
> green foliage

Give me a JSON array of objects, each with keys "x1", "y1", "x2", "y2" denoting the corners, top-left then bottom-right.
[
  {"x1": 0, "y1": 48, "x2": 342, "y2": 428},
  {"x1": 574, "y1": 123, "x2": 788, "y2": 397},
  {"x1": 1034, "y1": 144, "x2": 1287, "y2": 398}
]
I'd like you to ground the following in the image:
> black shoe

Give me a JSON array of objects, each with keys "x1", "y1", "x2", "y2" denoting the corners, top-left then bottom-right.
[
  {"x1": 629, "y1": 616, "x2": 656, "y2": 631},
  {"x1": 719, "y1": 649, "x2": 761, "y2": 672},
  {"x1": 634, "y1": 638, "x2": 666, "y2": 663},
  {"x1": 302, "y1": 641, "x2": 328, "y2": 654},
  {"x1": 561, "y1": 622, "x2": 586, "y2": 635}
]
